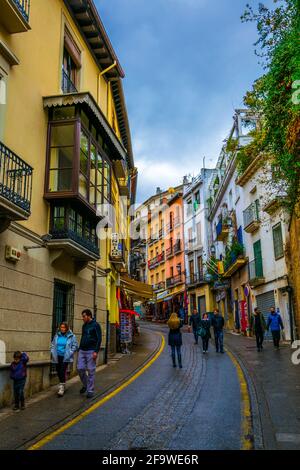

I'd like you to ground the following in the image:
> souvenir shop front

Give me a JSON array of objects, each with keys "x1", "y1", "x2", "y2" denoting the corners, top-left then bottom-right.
[
  {"x1": 154, "y1": 288, "x2": 188, "y2": 323},
  {"x1": 118, "y1": 275, "x2": 154, "y2": 353}
]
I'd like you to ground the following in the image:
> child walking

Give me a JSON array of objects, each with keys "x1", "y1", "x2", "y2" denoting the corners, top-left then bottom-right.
[{"x1": 10, "y1": 351, "x2": 29, "y2": 412}]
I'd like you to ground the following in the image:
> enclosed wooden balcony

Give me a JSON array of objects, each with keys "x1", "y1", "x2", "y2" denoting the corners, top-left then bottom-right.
[
  {"x1": 0, "y1": 0, "x2": 31, "y2": 33},
  {"x1": 216, "y1": 219, "x2": 230, "y2": 241}
]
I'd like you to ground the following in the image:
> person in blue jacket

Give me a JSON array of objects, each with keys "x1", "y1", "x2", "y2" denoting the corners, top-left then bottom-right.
[
  {"x1": 267, "y1": 307, "x2": 284, "y2": 349},
  {"x1": 10, "y1": 351, "x2": 29, "y2": 411},
  {"x1": 51, "y1": 322, "x2": 78, "y2": 397}
]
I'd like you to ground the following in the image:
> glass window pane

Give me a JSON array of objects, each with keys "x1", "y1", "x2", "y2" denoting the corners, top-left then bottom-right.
[
  {"x1": 89, "y1": 185, "x2": 96, "y2": 206},
  {"x1": 96, "y1": 189, "x2": 102, "y2": 205},
  {"x1": 81, "y1": 111, "x2": 89, "y2": 131},
  {"x1": 69, "y1": 209, "x2": 76, "y2": 232},
  {"x1": 90, "y1": 145, "x2": 97, "y2": 185},
  {"x1": 51, "y1": 124, "x2": 75, "y2": 147},
  {"x1": 50, "y1": 147, "x2": 73, "y2": 169},
  {"x1": 80, "y1": 150, "x2": 88, "y2": 175},
  {"x1": 79, "y1": 173, "x2": 88, "y2": 199},
  {"x1": 80, "y1": 131, "x2": 89, "y2": 156},
  {"x1": 53, "y1": 107, "x2": 75, "y2": 121},
  {"x1": 97, "y1": 152, "x2": 103, "y2": 187},
  {"x1": 49, "y1": 169, "x2": 72, "y2": 191}
]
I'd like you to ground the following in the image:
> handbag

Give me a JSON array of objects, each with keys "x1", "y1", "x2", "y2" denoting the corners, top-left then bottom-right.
[{"x1": 197, "y1": 327, "x2": 207, "y2": 338}]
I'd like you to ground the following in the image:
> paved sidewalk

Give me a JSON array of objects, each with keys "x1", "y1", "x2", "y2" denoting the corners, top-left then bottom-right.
[
  {"x1": 225, "y1": 332, "x2": 300, "y2": 450},
  {"x1": 0, "y1": 328, "x2": 161, "y2": 450}
]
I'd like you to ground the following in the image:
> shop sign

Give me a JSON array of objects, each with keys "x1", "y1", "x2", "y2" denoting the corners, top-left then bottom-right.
[
  {"x1": 157, "y1": 290, "x2": 170, "y2": 300},
  {"x1": 216, "y1": 290, "x2": 226, "y2": 302},
  {"x1": 214, "y1": 280, "x2": 231, "y2": 291}
]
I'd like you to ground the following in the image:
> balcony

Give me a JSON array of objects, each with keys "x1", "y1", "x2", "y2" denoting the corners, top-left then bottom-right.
[
  {"x1": 186, "y1": 272, "x2": 206, "y2": 288},
  {"x1": 174, "y1": 216, "x2": 181, "y2": 227},
  {"x1": 223, "y1": 247, "x2": 248, "y2": 278},
  {"x1": 165, "y1": 221, "x2": 174, "y2": 234},
  {"x1": 185, "y1": 238, "x2": 196, "y2": 253},
  {"x1": 166, "y1": 246, "x2": 174, "y2": 259},
  {"x1": 243, "y1": 201, "x2": 260, "y2": 233},
  {"x1": 159, "y1": 227, "x2": 164, "y2": 239},
  {"x1": 61, "y1": 69, "x2": 78, "y2": 94},
  {"x1": 153, "y1": 281, "x2": 165, "y2": 291},
  {"x1": 174, "y1": 240, "x2": 182, "y2": 255},
  {"x1": 0, "y1": 0, "x2": 31, "y2": 33},
  {"x1": 166, "y1": 275, "x2": 183, "y2": 288},
  {"x1": 47, "y1": 203, "x2": 99, "y2": 267},
  {"x1": 248, "y1": 258, "x2": 265, "y2": 287},
  {"x1": 148, "y1": 252, "x2": 165, "y2": 270},
  {"x1": 216, "y1": 219, "x2": 230, "y2": 241},
  {"x1": 0, "y1": 141, "x2": 33, "y2": 228},
  {"x1": 148, "y1": 233, "x2": 159, "y2": 246}
]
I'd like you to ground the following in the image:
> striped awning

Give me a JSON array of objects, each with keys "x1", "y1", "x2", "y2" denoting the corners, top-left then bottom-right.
[{"x1": 120, "y1": 274, "x2": 154, "y2": 300}]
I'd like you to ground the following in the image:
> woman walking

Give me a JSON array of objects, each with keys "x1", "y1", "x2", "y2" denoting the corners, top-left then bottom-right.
[
  {"x1": 51, "y1": 322, "x2": 78, "y2": 397},
  {"x1": 199, "y1": 313, "x2": 211, "y2": 354},
  {"x1": 167, "y1": 312, "x2": 183, "y2": 368}
]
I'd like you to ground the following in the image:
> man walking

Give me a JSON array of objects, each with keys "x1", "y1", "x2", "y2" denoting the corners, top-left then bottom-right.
[
  {"x1": 250, "y1": 307, "x2": 267, "y2": 352},
  {"x1": 267, "y1": 307, "x2": 284, "y2": 350},
  {"x1": 212, "y1": 309, "x2": 225, "y2": 353},
  {"x1": 77, "y1": 309, "x2": 102, "y2": 398},
  {"x1": 188, "y1": 309, "x2": 201, "y2": 345}
]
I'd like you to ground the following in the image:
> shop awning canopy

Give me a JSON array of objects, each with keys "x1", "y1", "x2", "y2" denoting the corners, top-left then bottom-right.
[
  {"x1": 120, "y1": 309, "x2": 140, "y2": 316},
  {"x1": 120, "y1": 274, "x2": 154, "y2": 301}
]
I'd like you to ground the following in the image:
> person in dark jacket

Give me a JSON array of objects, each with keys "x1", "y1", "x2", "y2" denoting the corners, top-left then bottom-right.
[
  {"x1": 267, "y1": 307, "x2": 284, "y2": 349},
  {"x1": 211, "y1": 309, "x2": 225, "y2": 353},
  {"x1": 10, "y1": 351, "x2": 29, "y2": 411},
  {"x1": 168, "y1": 312, "x2": 183, "y2": 368},
  {"x1": 250, "y1": 308, "x2": 267, "y2": 352},
  {"x1": 77, "y1": 309, "x2": 102, "y2": 398},
  {"x1": 188, "y1": 309, "x2": 201, "y2": 345},
  {"x1": 199, "y1": 313, "x2": 211, "y2": 354}
]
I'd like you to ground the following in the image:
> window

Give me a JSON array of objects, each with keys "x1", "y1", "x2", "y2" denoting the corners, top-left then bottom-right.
[
  {"x1": 170, "y1": 266, "x2": 174, "y2": 278},
  {"x1": 62, "y1": 29, "x2": 81, "y2": 93},
  {"x1": 188, "y1": 227, "x2": 193, "y2": 243},
  {"x1": 49, "y1": 123, "x2": 75, "y2": 192},
  {"x1": 273, "y1": 223, "x2": 284, "y2": 260},
  {"x1": 194, "y1": 191, "x2": 200, "y2": 211},
  {"x1": 197, "y1": 256, "x2": 203, "y2": 277},
  {"x1": 162, "y1": 270, "x2": 165, "y2": 281},
  {"x1": 52, "y1": 280, "x2": 75, "y2": 339}
]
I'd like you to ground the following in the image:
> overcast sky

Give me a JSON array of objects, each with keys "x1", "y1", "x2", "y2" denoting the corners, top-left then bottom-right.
[{"x1": 97, "y1": 0, "x2": 274, "y2": 204}]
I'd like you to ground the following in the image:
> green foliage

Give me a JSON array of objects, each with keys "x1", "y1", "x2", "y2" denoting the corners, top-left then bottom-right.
[{"x1": 240, "y1": 0, "x2": 300, "y2": 209}]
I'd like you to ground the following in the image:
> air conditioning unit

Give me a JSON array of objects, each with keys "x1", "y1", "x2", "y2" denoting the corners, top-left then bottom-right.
[{"x1": 5, "y1": 246, "x2": 21, "y2": 262}]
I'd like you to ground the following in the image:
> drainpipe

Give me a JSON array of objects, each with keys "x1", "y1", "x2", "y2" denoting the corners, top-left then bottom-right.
[
  {"x1": 93, "y1": 262, "x2": 97, "y2": 320},
  {"x1": 287, "y1": 283, "x2": 295, "y2": 342},
  {"x1": 105, "y1": 309, "x2": 110, "y2": 364},
  {"x1": 97, "y1": 61, "x2": 117, "y2": 105}
]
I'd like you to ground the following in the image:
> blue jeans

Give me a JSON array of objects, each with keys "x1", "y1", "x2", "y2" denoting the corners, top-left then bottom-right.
[
  {"x1": 171, "y1": 345, "x2": 182, "y2": 366},
  {"x1": 13, "y1": 378, "x2": 26, "y2": 407},
  {"x1": 214, "y1": 330, "x2": 224, "y2": 352}
]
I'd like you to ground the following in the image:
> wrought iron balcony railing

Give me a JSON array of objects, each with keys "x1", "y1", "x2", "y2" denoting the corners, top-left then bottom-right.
[
  {"x1": 174, "y1": 240, "x2": 182, "y2": 254},
  {"x1": 62, "y1": 68, "x2": 78, "y2": 94},
  {"x1": 249, "y1": 257, "x2": 264, "y2": 282},
  {"x1": 166, "y1": 274, "x2": 183, "y2": 288},
  {"x1": 50, "y1": 227, "x2": 99, "y2": 257},
  {"x1": 186, "y1": 272, "x2": 205, "y2": 286},
  {"x1": 166, "y1": 246, "x2": 174, "y2": 258},
  {"x1": 243, "y1": 201, "x2": 260, "y2": 232},
  {"x1": 0, "y1": 141, "x2": 33, "y2": 215}
]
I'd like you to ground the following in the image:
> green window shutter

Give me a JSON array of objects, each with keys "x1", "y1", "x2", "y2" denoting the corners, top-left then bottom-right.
[{"x1": 273, "y1": 223, "x2": 284, "y2": 260}]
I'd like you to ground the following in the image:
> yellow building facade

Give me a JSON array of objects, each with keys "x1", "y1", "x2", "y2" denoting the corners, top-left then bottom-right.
[{"x1": 0, "y1": 0, "x2": 135, "y2": 407}]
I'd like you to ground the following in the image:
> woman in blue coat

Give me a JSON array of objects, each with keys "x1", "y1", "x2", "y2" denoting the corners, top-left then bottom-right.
[
  {"x1": 51, "y1": 322, "x2": 78, "y2": 397},
  {"x1": 167, "y1": 312, "x2": 183, "y2": 368}
]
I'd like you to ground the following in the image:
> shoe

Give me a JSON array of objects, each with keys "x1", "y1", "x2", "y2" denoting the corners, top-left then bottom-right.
[
  {"x1": 80, "y1": 387, "x2": 87, "y2": 394},
  {"x1": 57, "y1": 383, "x2": 65, "y2": 397},
  {"x1": 20, "y1": 403, "x2": 25, "y2": 410},
  {"x1": 13, "y1": 406, "x2": 20, "y2": 412},
  {"x1": 216, "y1": 350, "x2": 219, "y2": 353},
  {"x1": 86, "y1": 392, "x2": 94, "y2": 399},
  {"x1": 179, "y1": 364, "x2": 183, "y2": 369},
  {"x1": 173, "y1": 363, "x2": 176, "y2": 368},
  {"x1": 257, "y1": 348, "x2": 261, "y2": 352},
  {"x1": 203, "y1": 350, "x2": 206, "y2": 354},
  {"x1": 220, "y1": 350, "x2": 225, "y2": 354}
]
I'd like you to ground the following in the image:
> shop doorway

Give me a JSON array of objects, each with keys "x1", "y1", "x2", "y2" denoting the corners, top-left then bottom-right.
[{"x1": 198, "y1": 295, "x2": 206, "y2": 317}]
